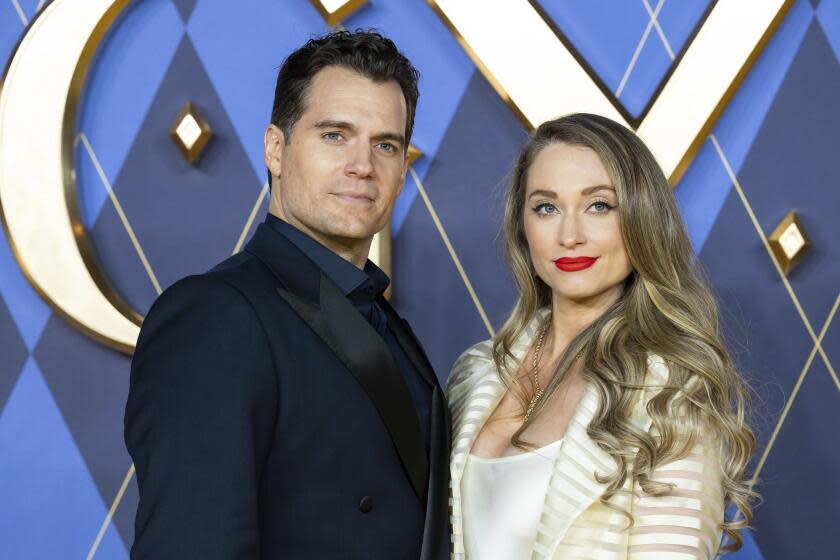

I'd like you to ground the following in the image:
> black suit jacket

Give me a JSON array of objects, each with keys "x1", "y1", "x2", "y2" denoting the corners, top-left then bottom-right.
[{"x1": 124, "y1": 223, "x2": 450, "y2": 559}]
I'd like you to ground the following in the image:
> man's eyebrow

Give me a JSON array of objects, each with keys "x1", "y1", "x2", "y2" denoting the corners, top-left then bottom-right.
[
  {"x1": 313, "y1": 119, "x2": 355, "y2": 131},
  {"x1": 580, "y1": 185, "x2": 615, "y2": 195},
  {"x1": 372, "y1": 131, "x2": 405, "y2": 146}
]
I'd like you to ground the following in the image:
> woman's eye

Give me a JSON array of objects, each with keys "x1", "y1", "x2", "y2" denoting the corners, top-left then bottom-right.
[
  {"x1": 589, "y1": 200, "x2": 614, "y2": 213},
  {"x1": 534, "y1": 203, "x2": 557, "y2": 215}
]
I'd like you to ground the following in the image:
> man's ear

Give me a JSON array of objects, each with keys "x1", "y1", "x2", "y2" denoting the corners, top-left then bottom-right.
[{"x1": 264, "y1": 124, "x2": 285, "y2": 180}]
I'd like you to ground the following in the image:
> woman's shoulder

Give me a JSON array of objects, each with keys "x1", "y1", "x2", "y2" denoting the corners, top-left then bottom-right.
[{"x1": 445, "y1": 338, "x2": 496, "y2": 397}]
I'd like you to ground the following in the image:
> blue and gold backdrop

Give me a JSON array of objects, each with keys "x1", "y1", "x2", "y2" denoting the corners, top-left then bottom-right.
[{"x1": 1, "y1": 0, "x2": 838, "y2": 558}]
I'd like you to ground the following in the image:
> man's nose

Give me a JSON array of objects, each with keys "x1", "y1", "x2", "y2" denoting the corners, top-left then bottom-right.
[{"x1": 345, "y1": 142, "x2": 374, "y2": 178}]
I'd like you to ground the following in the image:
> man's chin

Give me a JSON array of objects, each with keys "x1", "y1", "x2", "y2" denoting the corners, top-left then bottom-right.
[{"x1": 321, "y1": 223, "x2": 382, "y2": 244}]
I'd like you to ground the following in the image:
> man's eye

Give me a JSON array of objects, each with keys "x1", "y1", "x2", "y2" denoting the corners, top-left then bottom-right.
[
  {"x1": 323, "y1": 132, "x2": 343, "y2": 142},
  {"x1": 377, "y1": 142, "x2": 397, "y2": 153}
]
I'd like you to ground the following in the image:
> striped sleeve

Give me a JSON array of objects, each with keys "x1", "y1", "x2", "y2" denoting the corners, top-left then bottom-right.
[{"x1": 627, "y1": 439, "x2": 725, "y2": 559}]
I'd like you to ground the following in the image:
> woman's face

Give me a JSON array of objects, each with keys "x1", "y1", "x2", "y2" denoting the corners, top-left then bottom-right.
[{"x1": 523, "y1": 142, "x2": 633, "y2": 308}]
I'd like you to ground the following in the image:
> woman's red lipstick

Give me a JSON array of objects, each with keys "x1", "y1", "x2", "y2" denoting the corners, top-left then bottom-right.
[{"x1": 554, "y1": 257, "x2": 598, "y2": 272}]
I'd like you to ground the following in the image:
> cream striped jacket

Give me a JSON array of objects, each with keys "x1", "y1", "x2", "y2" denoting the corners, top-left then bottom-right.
[{"x1": 446, "y1": 313, "x2": 725, "y2": 559}]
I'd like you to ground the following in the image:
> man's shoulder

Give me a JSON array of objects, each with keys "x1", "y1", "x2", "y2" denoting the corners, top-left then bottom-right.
[{"x1": 146, "y1": 251, "x2": 271, "y2": 321}]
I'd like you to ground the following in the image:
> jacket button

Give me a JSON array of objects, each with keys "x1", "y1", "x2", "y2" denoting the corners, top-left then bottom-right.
[{"x1": 358, "y1": 496, "x2": 373, "y2": 513}]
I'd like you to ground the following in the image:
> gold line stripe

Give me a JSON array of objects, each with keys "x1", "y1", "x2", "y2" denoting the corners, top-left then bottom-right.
[
  {"x1": 409, "y1": 166, "x2": 495, "y2": 337},
  {"x1": 86, "y1": 463, "x2": 135, "y2": 560},
  {"x1": 79, "y1": 133, "x2": 162, "y2": 296},
  {"x1": 750, "y1": 344, "x2": 817, "y2": 485},
  {"x1": 232, "y1": 181, "x2": 269, "y2": 255},
  {"x1": 816, "y1": 291, "x2": 840, "y2": 391},
  {"x1": 616, "y1": 0, "x2": 662, "y2": 97},
  {"x1": 11, "y1": 0, "x2": 27, "y2": 25}
]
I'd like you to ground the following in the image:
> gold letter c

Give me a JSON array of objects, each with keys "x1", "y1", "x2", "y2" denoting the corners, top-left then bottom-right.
[{"x1": 0, "y1": 0, "x2": 139, "y2": 353}]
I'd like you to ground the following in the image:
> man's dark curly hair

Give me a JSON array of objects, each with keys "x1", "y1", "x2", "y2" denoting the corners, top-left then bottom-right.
[{"x1": 268, "y1": 30, "x2": 419, "y2": 178}]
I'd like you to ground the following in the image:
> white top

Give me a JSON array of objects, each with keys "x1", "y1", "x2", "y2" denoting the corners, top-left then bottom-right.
[{"x1": 461, "y1": 439, "x2": 563, "y2": 559}]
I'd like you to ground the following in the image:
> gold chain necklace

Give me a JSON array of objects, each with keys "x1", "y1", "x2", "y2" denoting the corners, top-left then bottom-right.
[{"x1": 525, "y1": 318, "x2": 551, "y2": 421}]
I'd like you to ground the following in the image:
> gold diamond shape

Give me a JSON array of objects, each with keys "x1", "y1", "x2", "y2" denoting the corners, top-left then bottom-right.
[
  {"x1": 768, "y1": 211, "x2": 811, "y2": 275},
  {"x1": 407, "y1": 144, "x2": 422, "y2": 166},
  {"x1": 170, "y1": 101, "x2": 212, "y2": 165}
]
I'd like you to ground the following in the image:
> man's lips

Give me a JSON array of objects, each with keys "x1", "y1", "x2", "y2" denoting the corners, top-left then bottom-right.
[
  {"x1": 332, "y1": 192, "x2": 375, "y2": 205},
  {"x1": 554, "y1": 256, "x2": 598, "y2": 272}
]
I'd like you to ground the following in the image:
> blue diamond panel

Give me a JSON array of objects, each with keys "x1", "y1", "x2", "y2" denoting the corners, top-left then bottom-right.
[
  {"x1": 750, "y1": 359, "x2": 840, "y2": 559},
  {"x1": 534, "y1": 0, "x2": 711, "y2": 117},
  {"x1": 816, "y1": 0, "x2": 840, "y2": 60},
  {"x1": 0, "y1": 0, "x2": 26, "y2": 70},
  {"x1": 0, "y1": 359, "x2": 127, "y2": 559},
  {"x1": 0, "y1": 294, "x2": 27, "y2": 414},
  {"x1": 33, "y1": 314, "x2": 135, "y2": 546}
]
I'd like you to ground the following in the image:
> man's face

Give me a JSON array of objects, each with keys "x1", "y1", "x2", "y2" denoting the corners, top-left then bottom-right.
[{"x1": 264, "y1": 66, "x2": 408, "y2": 257}]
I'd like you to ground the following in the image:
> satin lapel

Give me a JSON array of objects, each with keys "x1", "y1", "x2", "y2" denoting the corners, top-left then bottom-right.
[
  {"x1": 380, "y1": 299, "x2": 438, "y2": 387},
  {"x1": 276, "y1": 273, "x2": 429, "y2": 502}
]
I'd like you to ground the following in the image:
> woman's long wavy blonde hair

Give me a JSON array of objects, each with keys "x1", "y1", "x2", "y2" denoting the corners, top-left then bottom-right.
[{"x1": 494, "y1": 113, "x2": 756, "y2": 551}]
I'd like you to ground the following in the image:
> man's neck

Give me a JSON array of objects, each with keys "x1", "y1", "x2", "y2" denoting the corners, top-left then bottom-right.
[{"x1": 267, "y1": 210, "x2": 370, "y2": 269}]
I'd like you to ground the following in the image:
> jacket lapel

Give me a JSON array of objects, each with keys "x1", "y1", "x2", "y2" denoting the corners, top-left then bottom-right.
[
  {"x1": 245, "y1": 224, "x2": 429, "y2": 502},
  {"x1": 534, "y1": 355, "x2": 665, "y2": 559},
  {"x1": 384, "y1": 303, "x2": 439, "y2": 387},
  {"x1": 532, "y1": 383, "x2": 617, "y2": 558}
]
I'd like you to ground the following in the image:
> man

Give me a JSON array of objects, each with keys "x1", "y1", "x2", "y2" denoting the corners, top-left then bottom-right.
[{"x1": 125, "y1": 31, "x2": 449, "y2": 559}]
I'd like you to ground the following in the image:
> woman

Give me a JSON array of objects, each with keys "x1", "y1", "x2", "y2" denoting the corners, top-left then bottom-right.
[{"x1": 447, "y1": 114, "x2": 756, "y2": 559}]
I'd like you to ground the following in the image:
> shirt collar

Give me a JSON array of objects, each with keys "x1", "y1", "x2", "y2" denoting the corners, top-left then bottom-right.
[{"x1": 265, "y1": 214, "x2": 390, "y2": 300}]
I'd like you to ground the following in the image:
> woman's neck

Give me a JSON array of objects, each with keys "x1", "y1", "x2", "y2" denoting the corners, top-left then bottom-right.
[{"x1": 545, "y1": 287, "x2": 623, "y2": 359}]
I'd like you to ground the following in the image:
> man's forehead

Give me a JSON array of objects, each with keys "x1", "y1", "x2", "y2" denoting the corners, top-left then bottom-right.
[{"x1": 302, "y1": 68, "x2": 406, "y2": 126}]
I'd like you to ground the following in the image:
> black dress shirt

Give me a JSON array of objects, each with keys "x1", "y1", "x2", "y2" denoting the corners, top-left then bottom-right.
[{"x1": 266, "y1": 214, "x2": 431, "y2": 451}]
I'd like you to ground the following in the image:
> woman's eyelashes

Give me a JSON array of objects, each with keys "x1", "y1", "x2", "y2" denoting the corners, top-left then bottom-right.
[
  {"x1": 532, "y1": 199, "x2": 616, "y2": 216},
  {"x1": 588, "y1": 199, "x2": 615, "y2": 214},
  {"x1": 533, "y1": 202, "x2": 558, "y2": 215}
]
